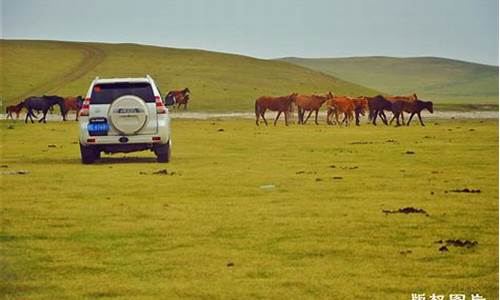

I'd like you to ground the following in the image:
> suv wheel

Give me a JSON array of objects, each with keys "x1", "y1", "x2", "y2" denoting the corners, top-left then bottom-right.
[
  {"x1": 155, "y1": 141, "x2": 170, "y2": 163},
  {"x1": 80, "y1": 143, "x2": 99, "y2": 164}
]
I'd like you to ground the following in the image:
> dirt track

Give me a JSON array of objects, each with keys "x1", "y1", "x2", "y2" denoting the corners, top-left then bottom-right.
[
  {"x1": 167, "y1": 110, "x2": 499, "y2": 120},
  {"x1": 2, "y1": 110, "x2": 497, "y2": 122},
  {"x1": 6, "y1": 44, "x2": 105, "y2": 103}
]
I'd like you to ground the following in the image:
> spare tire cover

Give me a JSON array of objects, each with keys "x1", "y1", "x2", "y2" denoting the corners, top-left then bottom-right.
[{"x1": 108, "y1": 95, "x2": 149, "y2": 134}]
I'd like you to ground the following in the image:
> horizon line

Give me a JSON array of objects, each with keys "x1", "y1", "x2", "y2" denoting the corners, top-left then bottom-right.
[{"x1": 1, "y1": 37, "x2": 499, "y2": 67}]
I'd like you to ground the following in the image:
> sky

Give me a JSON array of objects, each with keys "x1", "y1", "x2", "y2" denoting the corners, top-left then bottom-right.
[{"x1": 1, "y1": 0, "x2": 499, "y2": 65}]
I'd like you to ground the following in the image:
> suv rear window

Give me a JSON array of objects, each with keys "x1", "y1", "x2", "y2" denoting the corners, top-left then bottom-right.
[{"x1": 90, "y1": 82, "x2": 155, "y2": 104}]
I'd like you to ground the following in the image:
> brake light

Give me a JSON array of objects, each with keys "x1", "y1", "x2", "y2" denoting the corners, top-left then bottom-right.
[
  {"x1": 155, "y1": 96, "x2": 166, "y2": 114},
  {"x1": 152, "y1": 136, "x2": 161, "y2": 142},
  {"x1": 80, "y1": 98, "x2": 91, "y2": 117}
]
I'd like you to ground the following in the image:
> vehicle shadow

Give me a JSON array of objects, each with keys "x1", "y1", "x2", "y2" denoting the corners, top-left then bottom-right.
[
  {"x1": 19, "y1": 156, "x2": 158, "y2": 165},
  {"x1": 93, "y1": 156, "x2": 158, "y2": 164}
]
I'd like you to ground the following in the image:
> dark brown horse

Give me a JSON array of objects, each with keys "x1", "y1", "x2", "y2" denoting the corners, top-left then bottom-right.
[
  {"x1": 165, "y1": 88, "x2": 191, "y2": 110},
  {"x1": 352, "y1": 97, "x2": 369, "y2": 126},
  {"x1": 255, "y1": 93, "x2": 297, "y2": 126},
  {"x1": 364, "y1": 95, "x2": 393, "y2": 125},
  {"x1": 295, "y1": 93, "x2": 331, "y2": 125},
  {"x1": 5, "y1": 102, "x2": 25, "y2": 120},
  {"x1": 63, "y1": 96, "x2": 83, "y2": 121},
  {"x1": 392, "y1": 99, "x2": 433, "y2": 126},
  {"x1": 387, "y1": 93, "x2": 418, "y2": 125},
  {"x1": 23, "y1": 95, "x2": 66, "y2": 123}
]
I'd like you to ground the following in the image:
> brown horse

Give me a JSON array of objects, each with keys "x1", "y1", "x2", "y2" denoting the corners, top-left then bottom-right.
[
  {"x1": 295, "y1": 93, "x2": 331, "y2": 125},
  {"x1": 255, "y1": 93, "x2": 297, "y2": 126},
  {"x1": 327, "y1": 94, "x2": 368, "y2": 126},
  {"x1": 63, "y1": 96, "x2": 83, "y2": 121},
  {"x1": 325, "y1": 96, "x2": 355, "y2": 126},
  {"x1": 166, "y1": 88, "x2": 191, "y2": 110},
  {"x1": 392, "y1": 99, "x2": 433, "y2": 126},
  {"x1": 5, "y1": 102, "x2": 25, "y2": 119}
]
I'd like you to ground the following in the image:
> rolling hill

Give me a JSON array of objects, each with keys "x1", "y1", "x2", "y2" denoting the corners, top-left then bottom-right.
[
  {"x1": 0, "y1": 40, "x2": 379, "y2": 111},
  {"x1": 280, "y1": 56, "x2": 499, "y2": 106}
]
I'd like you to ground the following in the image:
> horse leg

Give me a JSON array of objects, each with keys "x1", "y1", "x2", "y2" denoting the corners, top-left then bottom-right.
[
  {"x1": 314, "y1": 109, "x2": 319, "y2": 125},
  {"x1": 62, "y1": 107, "x2": 67, "y2": 121},
  {"x1": 335, "y1": 112, "x2": 341, "y2": 126},
  {"x1": 394, "y1": 112, "x2": 401, "y2": 126},
  {"x1": 380, "y1": 111, "x2": 388, "y2": 125},
  {"x1": 417, "y1": 112, "x2": 425, "y2": 126},
  {"x1": 326, "y1": 109, "x2": 332, "y2": 125},
  {"x1": 355, "y1": 111, "x2": 360, "y2": 126},
  {"x1": 284, "y1": 110, "x2": 289, "y2": 126},
  {"x1": 346, "y1": 112, "x2": 354, "y2": 126},
  {"x1": 261, "y1": 109, "x2": 268, "y2": 126},
  {"x1": 341, "y1": 113, "x2": 349, "y2": 126},
  {"x1": 40, "y1": 109, "x2": 48, "y2": 123},
  {"x1": 26, "y1": 109, "x2": 34, "y2": 123},
  {"x1": 274, "y1": 111, "x2": 282, "y2": 126},
  {"x1": 372, "y1": 110, "x2": 379, "y2": 125},
  {"x1": 303, "y1": 110, "x2": 313, "y2": 124},
  {"x1": 389, "y1": 113, "x2": 397, "y2": 125},
  {"x1": 407, "y1": 113, "x2": 416, "y2": 126},
  {"x1": 329, "y1": 110, "x2": 336, "y2": 125},
  {"x1": 401, "y1": 112, "x2": 405, "y2": 124}
]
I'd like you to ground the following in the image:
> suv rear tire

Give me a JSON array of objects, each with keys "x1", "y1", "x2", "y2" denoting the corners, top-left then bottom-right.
[
  {"x1": 80, "y1": 143, "x2": 99, "y2": 164},
  {"x1": 155, "y1": 142, "x2": 170, "y2": 163}
]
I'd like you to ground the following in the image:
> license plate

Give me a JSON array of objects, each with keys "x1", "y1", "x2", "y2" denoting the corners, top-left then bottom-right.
[{"x1": 88, "y1": 119, "x2": 109, "y2": 136}]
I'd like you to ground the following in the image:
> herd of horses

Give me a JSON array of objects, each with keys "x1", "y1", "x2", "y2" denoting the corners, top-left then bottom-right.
[
  {"x1": 255, "y1": 92, "x2": 433, "y2": 127},
  {"x1": 5, "y1": 88, "x2": 191, "y2": 123},
  {"x1": 6, "y1": 87, "x2": 432, "y2": 127}
]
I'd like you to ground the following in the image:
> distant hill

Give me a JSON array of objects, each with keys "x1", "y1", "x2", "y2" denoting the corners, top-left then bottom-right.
[
  {"x1": 280, "y1": 56, "x2": 499, "y2": 105},
  {"x1": 0, "y1": 40, "x2": 379, "y2": 111}
]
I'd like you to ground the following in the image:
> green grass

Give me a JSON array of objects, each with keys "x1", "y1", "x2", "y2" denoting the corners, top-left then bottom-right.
[
  {"x1": 0, "y1": 40, "x2": 379, "y2": 111},
  {"x1": 1, "y1": 117, "x2": 498, "y2": 299},
  {"x1": 280, "y1": 56, "x2": 499, "y2": 105}
]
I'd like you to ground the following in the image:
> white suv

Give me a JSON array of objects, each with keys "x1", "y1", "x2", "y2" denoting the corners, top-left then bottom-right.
[{"x1": 78, "y1": 75, "x2": 171, "y2": 164}]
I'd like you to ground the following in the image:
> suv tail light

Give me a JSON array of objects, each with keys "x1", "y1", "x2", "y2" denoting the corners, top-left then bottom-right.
[
  {"x1": 155, "y1": 96, "x2": 166, "y2": 114},
  {"x1": 79, "y1": 98, "x2": 91, "y2": 117}
]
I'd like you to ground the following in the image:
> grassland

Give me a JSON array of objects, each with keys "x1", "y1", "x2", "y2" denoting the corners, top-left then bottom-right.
[
  {"x1": 0, "y1": 40, "x2": 378, "y2": 111},
  {"x1": 280, "y1": 57, "x2": 499, "y2": 106},
  {"x1": 0, "y1": 117, "x2": 498, "y2": 299}
]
